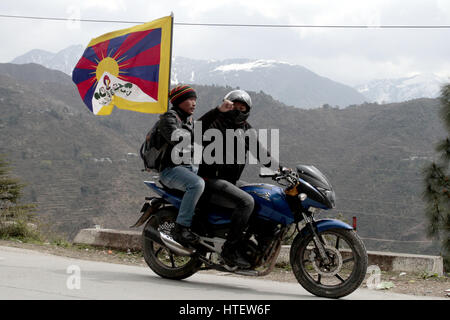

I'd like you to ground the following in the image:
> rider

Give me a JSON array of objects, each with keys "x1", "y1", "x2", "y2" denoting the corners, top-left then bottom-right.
[
  {"x1": 158, "y1": 85, "x2": 205, "y2": 245},
  {"x1": 197, "y1": 89, "x2": 278, "y2": 268}
]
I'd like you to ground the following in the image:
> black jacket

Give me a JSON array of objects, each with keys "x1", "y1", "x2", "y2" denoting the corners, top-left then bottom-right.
[
  {"x1": 197, "y1": 108, "x2": 253, "y2": 184},
  {"x1": 158, "y1": 106, "x2": 194, "y2": 171}
]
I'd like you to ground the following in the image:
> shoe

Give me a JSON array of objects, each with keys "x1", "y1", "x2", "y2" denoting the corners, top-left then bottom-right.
[
  {"x1": 221, "y1": 242, "x2": 251, "y2": 269},
  {"x1": 171, "y1": 223, "x2": 199, "y2": 245}
]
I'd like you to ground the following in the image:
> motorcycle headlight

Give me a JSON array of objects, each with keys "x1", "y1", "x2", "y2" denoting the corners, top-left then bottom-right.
[
  {"x1": 298, "y1": 193, "x2": 307, "y2": 201},
  {"x1": 325, "y1": 190, "x2": 336, "y2": 207},
  {"x1": 317, "y1": 187, "x2": 336, "y2": 208}
]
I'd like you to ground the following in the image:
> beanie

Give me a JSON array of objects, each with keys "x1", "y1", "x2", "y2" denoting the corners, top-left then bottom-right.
[{"x1": 169, "y1": 85, "x2": 197, "y2": 106}]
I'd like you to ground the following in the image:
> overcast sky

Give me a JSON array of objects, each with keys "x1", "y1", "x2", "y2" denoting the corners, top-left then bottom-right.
[{"x1": 0, "y1": 0, "x2": 449, "y2": 86}]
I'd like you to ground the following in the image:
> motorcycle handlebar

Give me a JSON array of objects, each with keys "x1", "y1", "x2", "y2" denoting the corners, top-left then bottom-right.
[{"x1": 259, "y1": 166, "x2": 294, "y2": 180}]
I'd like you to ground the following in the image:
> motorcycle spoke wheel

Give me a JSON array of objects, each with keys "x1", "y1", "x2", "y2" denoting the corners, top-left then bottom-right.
[
  {"x1": 142, "y1": 207, "x2": 202, "y2": 280},
  {"x1": 290, "y1": 228, "x2": 367, "y2": 299},
  {"x1": 152, "y1": 242, "x2": 192, "y2": 269},
  {"x1": 301, "y1": 233, "x2": 355, "y2": 286}
]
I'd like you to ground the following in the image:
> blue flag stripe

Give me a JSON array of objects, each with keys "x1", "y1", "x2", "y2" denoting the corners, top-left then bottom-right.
[
  {"x1": 72, "y1": 68, "x2": 96, "y2": 85},
  {"x1": 82, "y1": 84, "x2": 96, "y2": 112},
  {"x1": 120, "y1": 65, "x2": 159, "y2": 82},
  {"x1": 107, "y1": 33, "x2": 129, "y2": 58}
]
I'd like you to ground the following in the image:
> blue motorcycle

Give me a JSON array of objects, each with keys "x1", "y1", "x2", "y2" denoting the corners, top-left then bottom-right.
[{"x1": 132, "y1": 165, "x2": 368, "y2": 298}]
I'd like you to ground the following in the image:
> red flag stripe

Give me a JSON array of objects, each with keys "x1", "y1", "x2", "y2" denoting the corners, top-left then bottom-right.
[
  {"x1": 74, "y1": 56, "x2": 98, "y2": 70},
  {"x1": 119, "y1": 44, "x2": 161, "y2": 69},
  {"x1": 76, "y1": 76, "x2": 97, "y2": 100},
  {"x1": 114, "y1": 29, "x2": 153, "y2": 61},
  {"x1": 92, "y1": 39, "x2": 110, "y2": 61}
]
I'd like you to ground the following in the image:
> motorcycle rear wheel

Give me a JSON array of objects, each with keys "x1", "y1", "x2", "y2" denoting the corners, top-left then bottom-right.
[
  {"x1": 290, "y1": 228, "x2": 368, "y2": 299},
  {"x1": 142, "y1": 207, "x2": 202, "y2": 280}
]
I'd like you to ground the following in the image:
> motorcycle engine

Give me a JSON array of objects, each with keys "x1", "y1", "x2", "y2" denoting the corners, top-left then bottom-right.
[{"x1": 239, "y1": 239, "x2": 260, "y2": 267}]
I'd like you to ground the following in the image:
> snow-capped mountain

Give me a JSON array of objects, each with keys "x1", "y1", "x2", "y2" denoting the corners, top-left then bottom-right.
[
  {"x1": 11, "y1": 45, "x2": 84, "y2": 75},
  {"x1": 10, "y1": 45, "x2": 367, "y2": 108},
  {"x1": 355, "y1": 73, "x2": 448, "y2": 103},
  {"x1": 172, "y1": 56, "x2": 366, "y2": 109}
]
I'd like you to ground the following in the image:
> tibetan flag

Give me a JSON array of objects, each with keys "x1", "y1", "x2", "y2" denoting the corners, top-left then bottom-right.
[{"x1": 72, "y1": 15, "x2": 173, "y2": 115}]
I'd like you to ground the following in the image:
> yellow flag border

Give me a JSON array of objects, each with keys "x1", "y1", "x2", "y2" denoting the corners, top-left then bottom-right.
[{"x1": 89, "y1": 15, "x2": 173, "y2": 115}]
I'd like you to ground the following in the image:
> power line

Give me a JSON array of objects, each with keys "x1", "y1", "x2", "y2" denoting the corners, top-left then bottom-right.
[
  {"x1": 1, "y1": 14, "x2": 450, "y2": 29},
  {"x1": 174, "y1": 22, "x2": 450, "y2": 29}
]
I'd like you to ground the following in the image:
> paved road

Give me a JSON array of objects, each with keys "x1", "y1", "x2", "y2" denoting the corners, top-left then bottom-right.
[{"x1": 0, "y1": 245, "x2": 442, "y2": 300}]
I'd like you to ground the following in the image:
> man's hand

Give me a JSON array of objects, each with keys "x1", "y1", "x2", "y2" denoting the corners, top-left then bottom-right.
[
  {"x1": 217, "y1": 99, "x2": 234, "y2": 112},
  {"x1": 279, "y1": 166, "x2": 292, "y2": 174}
]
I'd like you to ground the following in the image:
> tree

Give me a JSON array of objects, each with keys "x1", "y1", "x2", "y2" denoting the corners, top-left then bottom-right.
[
  {"x1": 0, "y1": 156, "x2": 23, "y2": 213},
  {"x1": 423, "y1": 84, "x2": 450, "y2": 270},
  {"x1": 0, "y1": 155, "x2": 37, "y2": 239}
]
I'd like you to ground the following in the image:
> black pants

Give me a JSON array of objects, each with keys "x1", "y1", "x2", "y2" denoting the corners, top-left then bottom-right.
[{"x1": 204, "y1": 178, "x2": 254, "y2": 242}]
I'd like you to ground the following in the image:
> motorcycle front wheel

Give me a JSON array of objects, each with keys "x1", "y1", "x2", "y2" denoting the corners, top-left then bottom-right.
[
  {"x1": 142, "y1": 207, "x2": 202, "y2": 280},
  {"x1": 290, "y1": 228, "x2": 368, "y2": 299}
]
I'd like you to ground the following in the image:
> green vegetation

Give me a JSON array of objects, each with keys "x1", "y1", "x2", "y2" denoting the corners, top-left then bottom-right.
[
  {"x1": 0, "y1": 155, "x2": 41, "y2": 241},
  {"x1": 423, "y1": 84, "x2": 450, "y2": 271}
]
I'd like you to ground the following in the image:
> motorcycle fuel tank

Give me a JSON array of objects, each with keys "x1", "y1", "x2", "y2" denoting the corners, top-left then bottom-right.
[{"x1": 241, "y1": 183, "x2": 294, "y2": 225}]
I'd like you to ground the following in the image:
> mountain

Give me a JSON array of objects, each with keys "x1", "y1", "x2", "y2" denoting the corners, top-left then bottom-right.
[
  {"x1": 11, "y1": 45, "x2": 84, "y2": 75},
  {"x1": 10, "y1": 46, "x2": 366, "y2": 109},
  {"x1": 171, "y1": 56, "x2": 367, "y2": 109},
  {"x1": 0, "y1": 63, "x2": 446, "y2": 256},
  {"x1": 355, "y1": 73, "x2": 449, "y2": 103}
]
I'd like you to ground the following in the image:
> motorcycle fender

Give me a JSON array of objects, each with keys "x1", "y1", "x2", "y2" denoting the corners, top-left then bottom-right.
[
  {"x1": 300, "y1": 219, "x2": 353, "y2": 237},
  {"x1": 129, "y1": 198, "x2": 164, "y2": 228}
]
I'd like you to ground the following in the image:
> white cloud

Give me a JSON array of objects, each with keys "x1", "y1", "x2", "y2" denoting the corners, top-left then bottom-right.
[
  {"x1": 80, "y1": 0, "x2": 128, "y2": 12},
  {"x1": 0, "y1": 0, "x2": 449, "y2": 85}
]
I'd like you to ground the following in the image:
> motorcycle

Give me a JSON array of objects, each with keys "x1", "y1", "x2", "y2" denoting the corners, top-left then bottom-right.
[{"x1": 131, "y1": 164, "x2": 368, "y2": 299}]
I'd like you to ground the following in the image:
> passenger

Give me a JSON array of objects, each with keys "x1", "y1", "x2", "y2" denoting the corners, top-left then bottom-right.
[{"x1": 158, "y1": 85, "x2": 205, "y2": 246}]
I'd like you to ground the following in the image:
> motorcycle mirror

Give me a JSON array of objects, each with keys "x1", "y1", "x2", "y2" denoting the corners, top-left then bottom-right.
[{"x1": 259, "y1": 167, "x2": 276, "y2": 177}]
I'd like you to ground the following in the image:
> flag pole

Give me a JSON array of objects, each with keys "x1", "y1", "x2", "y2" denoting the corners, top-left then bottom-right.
[{"x1": 167, "y1": 12, "x2": 174, "y2": 111}]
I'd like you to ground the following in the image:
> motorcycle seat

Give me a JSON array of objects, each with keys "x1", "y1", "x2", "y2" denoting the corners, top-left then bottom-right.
[
  {"x1": 158, "y1": 180, "x2": 185, "y2": 199},
  {"x1": 158, "y1": 179, "x2": 252, "y2": 206}
]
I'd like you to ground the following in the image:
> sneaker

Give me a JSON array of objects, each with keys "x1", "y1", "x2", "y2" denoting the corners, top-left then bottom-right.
[
  {"x1": 171, "y1": 223, "x2": 199, "y2": 245},
  {"x1": 221, "y1": 242, "x2": 251, "y2": 269}
]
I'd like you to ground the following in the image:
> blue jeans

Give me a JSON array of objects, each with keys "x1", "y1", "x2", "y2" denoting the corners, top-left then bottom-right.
[{"x1": 159, "y1": 165, "x2": 205, "y2": 227}]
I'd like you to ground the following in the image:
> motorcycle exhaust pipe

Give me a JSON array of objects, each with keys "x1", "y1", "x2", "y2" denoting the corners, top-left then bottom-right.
[
  {"x1": 160, "y1": 232, "x2": 196, "y2": 256},
  {"x1": 143, "y1": 226, "x2": 195, "y2": 257},
  {"x1": 143, "y1": 226, "x2": 165, "y2": 246}
]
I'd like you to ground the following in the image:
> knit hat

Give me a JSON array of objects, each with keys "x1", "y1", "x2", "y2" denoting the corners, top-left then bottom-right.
[{"x1": 169, "y1": 85, "x2": 197, "y2": 106}]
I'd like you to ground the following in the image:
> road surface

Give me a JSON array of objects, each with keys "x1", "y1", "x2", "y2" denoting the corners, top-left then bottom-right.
[{"x1": 0, "y1": 245, "x2": 442, "y2": 300}]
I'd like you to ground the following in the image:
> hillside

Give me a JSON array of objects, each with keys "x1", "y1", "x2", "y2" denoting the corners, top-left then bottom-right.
[{"x1": 0, "y1": 63, "x2": 446, "y2": 256}]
